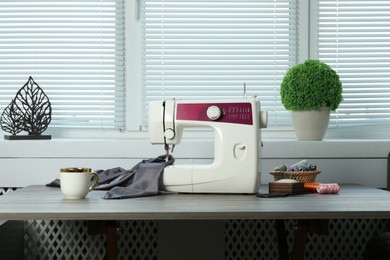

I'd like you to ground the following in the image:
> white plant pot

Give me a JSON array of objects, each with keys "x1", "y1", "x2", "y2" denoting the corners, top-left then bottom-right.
[{"x1": 291, "y1": 108, "x2": 330, "y2": 141}]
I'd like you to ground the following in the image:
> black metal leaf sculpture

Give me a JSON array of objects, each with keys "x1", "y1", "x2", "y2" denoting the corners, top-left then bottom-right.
[
  {"x1": 0, "y1": 99, "x2": 24, "y2": 135},
  {"x1": 14, "y1": 76, "x2": 52, "y2": 135},
  {"x1": 1, "y1": 76, "x2": 52, "y2": 139}
]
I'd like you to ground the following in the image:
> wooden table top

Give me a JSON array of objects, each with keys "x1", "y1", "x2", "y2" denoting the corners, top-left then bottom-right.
[{"x1": 0, "y1": 184, "x2": 389, "y2": 220}]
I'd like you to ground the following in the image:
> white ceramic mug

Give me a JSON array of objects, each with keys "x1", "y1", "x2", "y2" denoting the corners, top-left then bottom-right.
[{"x1": 60, "y1": 167, "x2": 99, "y2": 199}]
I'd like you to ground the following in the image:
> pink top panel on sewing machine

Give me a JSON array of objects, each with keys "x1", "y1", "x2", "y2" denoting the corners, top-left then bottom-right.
[{"x1": 176, "y1": 102, "x2": 253, "y2": 125}]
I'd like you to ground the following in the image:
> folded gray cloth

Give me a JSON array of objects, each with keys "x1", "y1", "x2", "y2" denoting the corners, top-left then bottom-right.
[{"x1": 47, "y1": 154, "x2": 175, "y2": 199}]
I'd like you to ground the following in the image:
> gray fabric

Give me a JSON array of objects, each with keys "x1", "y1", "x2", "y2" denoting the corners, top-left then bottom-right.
[{"x1": 47, "y1": 155, "x2": 175, "y2": 199}]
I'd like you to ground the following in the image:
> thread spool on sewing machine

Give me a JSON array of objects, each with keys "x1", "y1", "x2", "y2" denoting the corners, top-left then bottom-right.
[{"x1": 149, "y1": 98, "x2": 267, "y2": 193}]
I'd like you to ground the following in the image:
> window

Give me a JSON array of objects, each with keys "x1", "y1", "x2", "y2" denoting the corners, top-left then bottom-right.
[
  {"x1": 3, "y1": 1, "x2": 387, "y2": 138},
  {"x1": 317, "y1": 0, "x2": 390, "y2": 128},
  {"x1": 0, "y1": 0, "x2": 125, "y2": 129},
  {"x1": 141, "y1": 0, "x2": 297, "y2": 128}
]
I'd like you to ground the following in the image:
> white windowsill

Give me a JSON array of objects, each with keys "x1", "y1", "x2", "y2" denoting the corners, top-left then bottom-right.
[{"x1": 1, "y1": 137, "x2": 389, "y2": 159}]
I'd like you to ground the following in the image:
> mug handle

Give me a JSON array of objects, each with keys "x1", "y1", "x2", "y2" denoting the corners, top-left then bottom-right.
[{"x1": 89, "y1": 172, "x2": 99, "y2": 191}]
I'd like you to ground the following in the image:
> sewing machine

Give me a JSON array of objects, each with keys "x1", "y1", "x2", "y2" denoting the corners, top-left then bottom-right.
[{"x1": 149, "y1": 99, "x2": 267, "y2": 193}]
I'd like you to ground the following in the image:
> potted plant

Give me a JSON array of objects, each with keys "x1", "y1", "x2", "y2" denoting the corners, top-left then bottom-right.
[{"x1": 280, "y1": 59, "x2": 343, "y2": 140}]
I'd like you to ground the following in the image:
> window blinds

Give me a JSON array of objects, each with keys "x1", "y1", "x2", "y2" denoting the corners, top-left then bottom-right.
[
  {"x1": 0, "y1": 0, "x2": 125, "y2": 129},
  {"x1": 317, "y1": 0, "x2": 390, "y2": 127},
  {"x1": 142, "y1": 0, "x2": 297, "y2": 127}
]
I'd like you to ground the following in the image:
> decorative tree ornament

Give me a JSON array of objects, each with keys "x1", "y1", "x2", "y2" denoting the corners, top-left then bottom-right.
[{"x1": 1, "y1": 76, "x2": 52, "y2": 140}]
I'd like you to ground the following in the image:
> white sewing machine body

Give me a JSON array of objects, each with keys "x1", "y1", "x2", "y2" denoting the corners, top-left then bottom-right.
[{"x1": 149, "y1": 99, "x2": 266, "y2": 194}]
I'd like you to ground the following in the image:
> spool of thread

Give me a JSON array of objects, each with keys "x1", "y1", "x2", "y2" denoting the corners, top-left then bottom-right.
[
  {"x1": 288, "y1": 166, "x2": 299, "y2": 172},
  {"x1": 290, "y1": 160, "x2": 307, "y2": 168},
  {"x1": 304, "y1": 182, "x2": 320, "y2": 192},
  {"x1": 298, "y1": 164, "x2": 311, "y2": 171},
  {"x1": 309, "y1": 164, "x2": 317, "y2": 171},
  {"x1": 316, "y1": 183, "x2": 340, "y2": 194},
  {"x1": 274, "y1": 164, "x2": 287, "y2": 172},
  {"x1": 304, "y1": 182, "x2": 340, "y2": 194}
]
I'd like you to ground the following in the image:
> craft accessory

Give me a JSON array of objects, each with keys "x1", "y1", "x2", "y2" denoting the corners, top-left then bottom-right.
[
  {"x1": 298, "y1": 164, "x2": 316, "y2": 171},
  {"x1": 268, "y1": 179, "x2": 304, "y2": 195},
  {"x1": 257, "y1": 193, "x2": 288, "y2": 198},
  {"x1": 304, "y1": 182, "x2": 320, "y2": 192},
  {"x1": 290, "y1": 159, "x2": 307, "y2": 168},
  {"x1": 298, "y1": 164, "x2": 311, "y2": 171},
  {"x1": 316, "y1": 183, "x2": 340, "y2": 194},
  {"x1": 274, "y1": 163, "x2": 287, "y2": 171},
  {"x1": 288, "y1": 166, "x2": 300, "y2": 172},
  {"x1": 270, "y1": 170, "x2": 320, "y2": 182}
]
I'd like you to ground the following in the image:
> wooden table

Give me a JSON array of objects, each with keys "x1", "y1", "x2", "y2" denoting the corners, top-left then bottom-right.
[
  {"x1": 0, "y1": 184, "x2": 389, "y2": 260},
  {"x1": 1, "y1": 184, "x2": 389, "y2": 220}
]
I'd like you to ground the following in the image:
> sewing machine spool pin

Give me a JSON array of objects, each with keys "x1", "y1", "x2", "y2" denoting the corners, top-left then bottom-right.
[{"x1": 243, "y1": 83, "x2": 247, "y2": 100}]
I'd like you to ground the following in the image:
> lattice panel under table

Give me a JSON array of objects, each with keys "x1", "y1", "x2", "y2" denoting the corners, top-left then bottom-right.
[
  {"x1": 24, "y1": 220, "x2": 106, "y2": 260},
  {"x1": 224, "y1": 219, "x2": 389, "y2": 260},
  {"x1": 24, "y1": 220, "x2": 158, "y2": 260},
  {"x1": 23, "y1": 218, "x2": 388, "y2": 260}
]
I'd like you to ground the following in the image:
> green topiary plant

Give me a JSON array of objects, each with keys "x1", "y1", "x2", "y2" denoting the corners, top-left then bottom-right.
[{"x1": 280, "y1": 59, "x2": 343, "y2": 111}]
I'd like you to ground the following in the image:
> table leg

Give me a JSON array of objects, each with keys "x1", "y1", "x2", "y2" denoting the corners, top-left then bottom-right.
[
  {"x1": 291, "y1": 220, "x2": 308, "y2": 260},
  {"x1": 291, "y1": 219, "x2": 329, "y2": 260},
  {"x1": 275, "y1": 220, "x2": 290, "y2": 260},
  {"x1": 87, "y1": 220, "x2": 118, "y2": 260}
]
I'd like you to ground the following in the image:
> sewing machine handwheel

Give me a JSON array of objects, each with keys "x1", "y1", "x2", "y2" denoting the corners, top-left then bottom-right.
[{"x1": 207, "y1": 105, "x2": 222, "y2": 120}]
